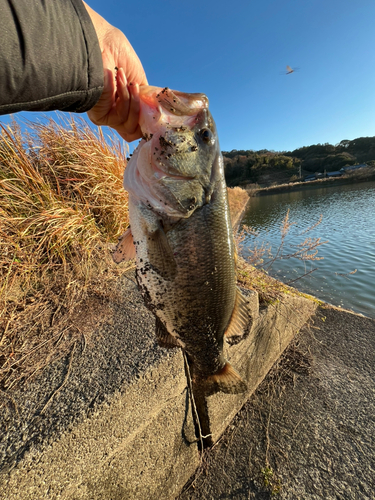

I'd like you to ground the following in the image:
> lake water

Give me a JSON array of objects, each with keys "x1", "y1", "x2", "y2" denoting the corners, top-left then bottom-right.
[{"x1": 241, "y1": 181, "x2": 375, "y2": 318}]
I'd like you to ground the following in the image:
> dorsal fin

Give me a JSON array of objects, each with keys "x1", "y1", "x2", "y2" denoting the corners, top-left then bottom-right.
[
  {"x1": 225, "y1": 288, "x2": 252, "y2": 338},
  {"x1": 112, "y1": 228, "x2": 136, "y2": 263},
  {"x1": 205, "y1": 362, "x2": 247, "y2": 394}
]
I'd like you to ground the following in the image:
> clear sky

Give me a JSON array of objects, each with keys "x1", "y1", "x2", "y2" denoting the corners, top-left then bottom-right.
[{"x1": 2, "y1": 0, "x2": 375, "y2": 153}]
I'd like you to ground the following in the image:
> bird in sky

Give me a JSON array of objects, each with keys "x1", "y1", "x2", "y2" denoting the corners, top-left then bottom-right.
[{"x1": 285, "y1": 65, "x2": 299, "y2": 74}]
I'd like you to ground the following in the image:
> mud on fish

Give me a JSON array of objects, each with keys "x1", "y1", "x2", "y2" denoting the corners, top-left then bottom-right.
[{"x1": 113, "y1": 85, "x2": 252, "y2": 395}]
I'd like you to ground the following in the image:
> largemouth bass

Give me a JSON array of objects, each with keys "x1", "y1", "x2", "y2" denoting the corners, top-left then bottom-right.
[{"x1": 113, "y1": 86, "x2": 251, "y2": 394}]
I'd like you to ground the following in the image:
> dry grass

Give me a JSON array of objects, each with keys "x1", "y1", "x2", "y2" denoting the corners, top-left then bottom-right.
[
  {"x1": 236, "y1": 256, "x2": 292, "y2": 306},
  {"x1": 0, "y1": 116, "x2": 132, "y2": 390},
  {"x1": 226, "y1": 186, "x2": 249, "y2": 225},
  {"x1": 235, "y1": 210, "x2": 327, "y2": 304}
]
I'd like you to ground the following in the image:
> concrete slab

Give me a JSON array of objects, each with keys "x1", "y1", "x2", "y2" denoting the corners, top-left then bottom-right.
[
  {"x1": 0, "y1": 274, "x2": 198, "y2": 500},
  {"x1": 0, "y1": 273, "x2": 316, "y2": 499},
  {"x1": 178, "y1": 305, "x2": 375, "y2": 499}
]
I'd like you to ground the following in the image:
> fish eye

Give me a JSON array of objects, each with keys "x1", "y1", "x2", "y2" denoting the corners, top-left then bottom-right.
[{"x1": 199, "y1": 128, "x2": 213, "y2": 143}]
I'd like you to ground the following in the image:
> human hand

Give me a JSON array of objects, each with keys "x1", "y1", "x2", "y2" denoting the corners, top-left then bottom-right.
[{"x1": 83, "y1": 2, "x2": 148, "y2": 142}]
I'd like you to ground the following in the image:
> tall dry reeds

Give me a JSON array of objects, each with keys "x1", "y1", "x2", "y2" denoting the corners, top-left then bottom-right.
[
  {"x1": 235, "y1": 210, "x2": 327, "y2": 303},
  {"x1": 0, "y1": 116, "x2": 129, "y2": 300},
  {"x1": 0, "y1": 116, "x2": 130, "y2": 389}
]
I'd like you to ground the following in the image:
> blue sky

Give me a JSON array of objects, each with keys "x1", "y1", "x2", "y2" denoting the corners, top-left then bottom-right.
[{"x1": 2, "y1": 0, "x2": 375, "y2": 153}]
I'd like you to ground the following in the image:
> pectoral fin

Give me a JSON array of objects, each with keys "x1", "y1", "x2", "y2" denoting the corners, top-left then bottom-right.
[
  {"x1": 155, "y1": 317, "x2": 181, "y2": 349},
  {"x1": 112, "y1": 228, "x2": 136, "y2": 263},
  {"x1": 147, "y1": 224, "x2": 177, "y2": 280},
  {"x1": 205, "y1": 362, "x2": 247, "y2": 394},
  {"x1": 225, "y1": 288, "x2": 252, "y2": 338}
]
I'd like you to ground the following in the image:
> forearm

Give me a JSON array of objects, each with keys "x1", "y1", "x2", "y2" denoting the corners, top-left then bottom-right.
[{"x1": 0, "y1": 0, "x2": 103, "y2": 115}]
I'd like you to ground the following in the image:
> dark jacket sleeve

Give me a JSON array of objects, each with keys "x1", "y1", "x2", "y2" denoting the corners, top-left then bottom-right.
[{"x1": 0, "y1": 0, "x2": 104, "y2": 115}]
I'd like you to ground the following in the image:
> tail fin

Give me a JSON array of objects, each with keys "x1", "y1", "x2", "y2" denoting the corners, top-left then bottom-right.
[{"x1": 205, "y1": 362, "x2": 247, "y2": 395}]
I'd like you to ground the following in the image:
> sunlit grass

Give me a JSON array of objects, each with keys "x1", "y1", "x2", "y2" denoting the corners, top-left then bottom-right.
[
  {"x1": 0, "y1": 116, "x2": 131, "y2": 389},
  {"x1": 227, "y1": 186, "x2": 249, "y2": 226},
  {"x1": 0, "y1": 116, "x2": 129, "y2": 298}
]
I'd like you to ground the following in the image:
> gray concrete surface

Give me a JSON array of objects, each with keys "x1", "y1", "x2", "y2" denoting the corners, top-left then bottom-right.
[
  {"x1": 0, "y1": 275, "x2": 198, "y2": 500},
  {"x1": 0, "y1": 272, "x2": 317, "y2": 500},
  {"x1": 179, "y1": 305, "x2": 375, "y2": 499}
]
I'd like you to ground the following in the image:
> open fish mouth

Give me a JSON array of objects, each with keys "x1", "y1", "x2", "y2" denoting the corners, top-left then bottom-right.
[
  {"x1": 139, "y1": 86, "x2": 209, "y2": 117},
  {"x1": 137, "y1": 86, "x2": 214, "y2": 136},
  {"x1": 124, "y1": 85, "x2": 220, "y2": 218}
]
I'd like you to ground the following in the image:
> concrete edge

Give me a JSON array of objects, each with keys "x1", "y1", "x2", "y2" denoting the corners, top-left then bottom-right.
[{"x1": 0, "y1": 277, "x2": 318, "y2": 500}]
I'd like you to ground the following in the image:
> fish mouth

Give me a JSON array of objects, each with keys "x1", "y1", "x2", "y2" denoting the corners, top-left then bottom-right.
[
  {"x1": 139, "y1": 86, "x2": 209, "y2": 117},
  {"x1": 136, "y1": 86, "x2": 215, "y2": 180}
]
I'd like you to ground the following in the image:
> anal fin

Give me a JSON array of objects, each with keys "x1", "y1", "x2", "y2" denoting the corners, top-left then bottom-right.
[
  {"x1": 112, "y1": 228, "x2": 136, "y2": 263},
  {"x1": 225, "y1": 287, "x2": 252, "y2": 338},
  {"x1": 155, "y1": 317, "x2": 181, "y2": 349},
  {"x1": 205, "y1": 362, "x2": 247, "y2": 395}
]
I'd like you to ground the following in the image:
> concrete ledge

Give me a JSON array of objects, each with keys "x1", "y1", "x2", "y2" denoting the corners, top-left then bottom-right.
[
  {"x1": 0, "y1": 274, "x2": 317, "y2": 499},
  {"x1": 203, "y1": 293, "x2": 317, "y2": 443}
]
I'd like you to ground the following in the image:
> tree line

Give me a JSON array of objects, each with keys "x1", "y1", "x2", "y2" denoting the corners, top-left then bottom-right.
[{"x1": 223, "y1": 136, "x2": 375, "y2": 186}]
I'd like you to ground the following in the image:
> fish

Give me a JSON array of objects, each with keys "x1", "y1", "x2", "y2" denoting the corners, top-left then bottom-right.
[{"x1": 113, "y1": 86, "x2": 251, "y2": 394}]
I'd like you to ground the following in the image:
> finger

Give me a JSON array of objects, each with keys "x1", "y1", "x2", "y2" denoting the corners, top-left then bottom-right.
[
  {"x1": 115, "y1": 68, "x2": 131, "y2": 124},
  {"x1": 125, "y1": 83, "x2": 141, "y2": 135},
  {"x1": 113, "y1": 77, "x2": 142, "y2": 141},
  {"x1": 87, "y1": 67, "x2": 116, "y2": 125},
  {"x1": 102, "y1": 51, "x2": 117, "y2": 102},
  {"x1": 116, "y1": 125, "x2": 143, "y2": 142}
]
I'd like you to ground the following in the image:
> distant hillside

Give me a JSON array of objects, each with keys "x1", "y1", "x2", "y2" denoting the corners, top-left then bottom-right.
[
  {"x1": 223, "y1": 136, "x2": 375, "y2": 187},
  {"x1": 223, "y1": 150, "x2": 300, "y2": 187}
]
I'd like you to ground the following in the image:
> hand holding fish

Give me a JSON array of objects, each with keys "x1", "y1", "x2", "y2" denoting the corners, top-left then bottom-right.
[{"x1": 84, "y1": 2, "x2": 148, "y2": 141}]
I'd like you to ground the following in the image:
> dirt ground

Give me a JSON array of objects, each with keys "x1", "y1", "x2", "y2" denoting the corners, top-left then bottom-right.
[{"x1": 178, "y1": 305, "x2": 375, "y2": 500}]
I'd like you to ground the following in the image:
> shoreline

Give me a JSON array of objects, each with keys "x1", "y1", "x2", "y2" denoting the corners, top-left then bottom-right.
[
  {"x1": 238, "y1": 176, "x2": 374, "y2": 321},
  {"x1": 231, "y1": 197, "x2": 250, "y2": 232},
  {"x1": 249, "y1": 170, "x2": 375, "y2": 196}
]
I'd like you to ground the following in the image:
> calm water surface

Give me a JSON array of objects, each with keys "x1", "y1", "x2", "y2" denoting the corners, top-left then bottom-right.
[{"x1": 241, "y1": 181, "x2": 375, "y2": 318}]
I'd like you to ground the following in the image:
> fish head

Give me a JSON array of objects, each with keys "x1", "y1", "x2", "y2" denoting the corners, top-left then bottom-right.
[{"x1": 124, "y1": 86, "x2": 224, "y2": 218}]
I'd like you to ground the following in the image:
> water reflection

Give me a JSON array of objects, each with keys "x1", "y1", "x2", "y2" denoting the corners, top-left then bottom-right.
[{"x1": 241, "y1": 181, "x2": 375, "y2": 318}]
